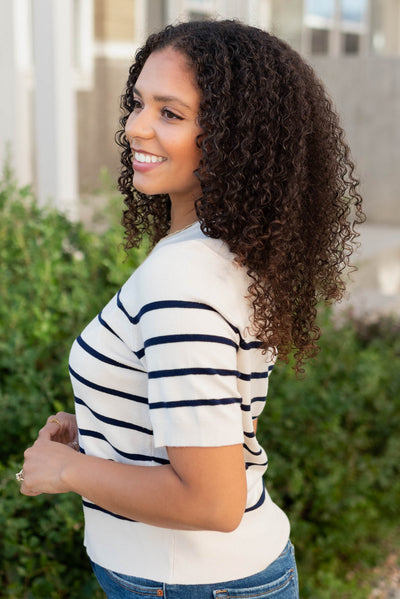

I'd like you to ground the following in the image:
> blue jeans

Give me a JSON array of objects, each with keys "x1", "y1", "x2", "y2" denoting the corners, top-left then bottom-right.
[{"x1": 91, "y1": 539, "x2": 299, "y2": 598}]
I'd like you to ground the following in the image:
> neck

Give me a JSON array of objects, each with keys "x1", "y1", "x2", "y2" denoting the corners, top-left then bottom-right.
[
  {"x1": 168, "y1": 208, "x2": 198, "y2": 236},
  {"x1": 166, "y1": 220, "x2": 197, "y2": 237}
]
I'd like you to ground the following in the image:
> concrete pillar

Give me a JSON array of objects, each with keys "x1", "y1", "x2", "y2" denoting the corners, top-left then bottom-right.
[
  {"x1": 32, "y1": 0, "x2": 78, "y2": 218},
  {"x1": 247, "y1": 0, "x2": 272, "y2": 30},
  {"x1": 330, "y1": 0, "x2": 342, "y2": 57},
  {"x1": 166, "y1": 0, "x2": 184, "y2": 24},
  {"x1": 134, "y1": 0, "x2": 148, "y2": 44},
  {"x1": 0, "y1": 0, "x2": 33, "y2": 185}
]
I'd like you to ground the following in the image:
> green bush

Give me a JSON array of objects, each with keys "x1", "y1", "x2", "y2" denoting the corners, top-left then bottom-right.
[
  {"x1": 1, "y1": 168, "x2": 399, "y2": 597},
  {"x1": 0, "y1": 169, "x2": 145, "y2": 598},
  {"x1": 259, "y1": 311, "x2": 400, "y2": 597}
]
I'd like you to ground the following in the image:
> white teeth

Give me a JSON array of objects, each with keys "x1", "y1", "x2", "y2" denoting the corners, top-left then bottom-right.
[{"x1": 134, "y1": 152, "x2": 164, "y2": 163}]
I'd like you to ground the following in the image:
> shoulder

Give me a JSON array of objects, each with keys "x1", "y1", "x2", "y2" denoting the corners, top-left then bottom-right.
[
  {"x1": 124, "y1": 229, "x2": 252, "y2": 327},
  {"x1": 148, "y1": 237, "x2": 246, "y2": 296}
]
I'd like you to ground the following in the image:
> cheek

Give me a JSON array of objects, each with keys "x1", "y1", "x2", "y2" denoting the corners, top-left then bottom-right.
[
  {"x1": 183, "y1": 138, "x2": 201, "y2": 169},
  {"x1": 172, "y1": 126, "x2": 200, "y2": 157}
]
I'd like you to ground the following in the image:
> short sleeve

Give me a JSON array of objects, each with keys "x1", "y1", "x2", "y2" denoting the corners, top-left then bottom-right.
[{"x1": 140, "y1": 299, "x2": 244, "y2": 448}]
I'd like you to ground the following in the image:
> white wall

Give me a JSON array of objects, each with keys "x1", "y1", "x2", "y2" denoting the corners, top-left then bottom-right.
[{"x1": 311, "y1": 56, "x2": 400, "y2": 225}]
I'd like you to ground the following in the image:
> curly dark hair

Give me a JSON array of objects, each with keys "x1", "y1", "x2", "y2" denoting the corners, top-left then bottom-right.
[{"x1": 115, "y1": 19, "x2": 365, "y2": 373}]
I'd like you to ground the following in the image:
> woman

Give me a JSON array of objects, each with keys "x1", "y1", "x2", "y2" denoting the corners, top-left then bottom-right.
[{"x1": 19, "y1": 20, "x2": 364, "y2": 598}]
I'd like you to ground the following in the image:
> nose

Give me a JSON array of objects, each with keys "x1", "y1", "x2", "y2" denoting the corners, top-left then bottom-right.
[{"x1": 125, "y1": 109, "x2": 155, "y2": 141}]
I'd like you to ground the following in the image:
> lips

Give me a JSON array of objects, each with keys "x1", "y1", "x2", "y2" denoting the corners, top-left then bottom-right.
[
  {"x1": 134, "y1": 151, "x2": 165, "y2": 164},
  {"x1": 131, "y1": 148, "x2": 166, "y2": 173}
]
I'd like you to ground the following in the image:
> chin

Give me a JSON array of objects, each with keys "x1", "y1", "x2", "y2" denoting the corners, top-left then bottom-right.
[{"x1": 133, "y1": 181, "x2": 163, "y2": 197}]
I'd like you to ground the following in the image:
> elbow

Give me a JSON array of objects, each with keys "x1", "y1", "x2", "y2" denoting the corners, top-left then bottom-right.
[
  {"x1": 202, "y1": 482, "x2": 247, "y2": 533},
  {"x1": 213, "y1": 512, "x2": 244, "y2": 533},
  {"x1": 202, "y1": 499, "x2": 246, "y2": 533},
  {"x1": 209, "y1": 509, "x2": 244, "y2": 533}
]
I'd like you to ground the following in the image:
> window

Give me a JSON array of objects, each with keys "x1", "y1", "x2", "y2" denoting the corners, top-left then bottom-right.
[
  {"x1": 310, "y1": 28, "x2": 330, "y2": 54},
  {"x1": 304, "y1": 0, "x2": 368, "y2": 56},
  {"x1": 343, "y1": 31, "x2": 360, "y2": 53},
  {"x1": 306, "y1": 0, "x2": 335, "y2": 20},
  {"x1": 341, "y1": 0, "x2": 367, "y2": 23}
]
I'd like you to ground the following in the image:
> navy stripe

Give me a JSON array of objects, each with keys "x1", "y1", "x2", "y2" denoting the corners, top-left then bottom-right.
[
  {"x1": 98, "y1": 313, "x2": 145, "y2": 361},
  {"x1": 246, "y1": 459, "x2": 268, "y2": 469},
  {"x1": 75, "y1": 396, "x2": 153, "y2": 436},
  {"x1": 245, "y1": 485, "x2": 266, "y2": 513},
  {"x1": 149, "y1": 397, "x2": 241, "y2": 410},
  {"x1": 76, "y1": 335, "x2": 143, "y2": 373},
  {"x1": 218, "y1": 319, "x2": 262, "y2": 351},
  {"x1": 98, "y1": 311, "x2": 121, "y2": 339},
  {"x1": 79, "y1": 429, "x2": 169, "y2": 464},
  {"x1": 243, "y1": 443, "x2": 263, "y2": 456},
  {"x1": 69, "y1": 366, "x2": 148, "y2": 404},
  {"x1": 117, "y1": 295, "x2": 216, "y2": 325},
  {"x1": 82, "y1": 499, "x2": 137, "y2": 523},
  {"x1": 144, "y1": 334, "x2": 238, "y2": 351},
  {"x1": 239, "y1": 338, "x2": 263, "y2": 350},
  {"x1": 136, "y1": 347, "x2": 145, "y2": 359},
  {"x1": 148, "y1": 367, "x2": 270, "y2": 381},
  {"x1": 244, "y1": 430, "x2": 256, "y2": 438},
  {"x1": 148, "y1": 367, "x2": 233, "y2": 379},
  {"x1": 252, "y1": 396, "x2": 266, "y2": 404},
  {"x1": 117, "y1": 295, "x2": 267, "y2": 354},
  {"x1": 243, "y1": 394, "x2": 267, "y2": 408},
  {"x1": 247, "y1": 373, "x2": 268, "y2": 380}
]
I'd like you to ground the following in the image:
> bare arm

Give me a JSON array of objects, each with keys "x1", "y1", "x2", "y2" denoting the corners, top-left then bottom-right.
[{"x1": 20, "y1": 413, "x2": 247, "y2": 532}]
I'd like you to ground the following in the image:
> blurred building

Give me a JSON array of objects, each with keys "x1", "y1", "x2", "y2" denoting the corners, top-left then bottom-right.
[{"x1": 0, "y1": 0, "x2": 399, "y2": 226}]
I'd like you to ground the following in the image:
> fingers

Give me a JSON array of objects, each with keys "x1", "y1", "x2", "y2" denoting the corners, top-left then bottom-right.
[
  {"x1": 45, "y1": 412, "x2": 69, "y2": 427},
  {"x1": 20, "y1": 440, "x2": 53, "y2": 495},
  {"x1": 68, "y1": 440, "x2": 80, "y2": 452},
  {"x1": 38, "y1": 412, "x2": 71, "y2": 442},
  {"x1": 38, "y1": 414, "x2": 61, "y2": 433},
  {"x1": 20, "y1": 481, "x2": 40, "y2": 496},
  {"x1": 18, "y1": 412, "x2": 76, "y2": 495},
  {"x1": 24, "y1": 444, "x2": 35, "y2": 461},
  {"x1": 38, "y1": 423, "x2": 58, "y2": 440},
  {"x1": 18, "y1": 447, "x2": 39, "y2": 495},
  {"x1": 45, "y1": 413, "x2": 64, "y2": 431}
]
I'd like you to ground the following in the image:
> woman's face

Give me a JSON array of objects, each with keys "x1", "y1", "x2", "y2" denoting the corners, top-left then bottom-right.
[{"x1": 125, "y1": 48, "x2": 202, "y2": 207}]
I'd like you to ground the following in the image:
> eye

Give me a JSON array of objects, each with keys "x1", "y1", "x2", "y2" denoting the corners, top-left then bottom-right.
[
  {"x1": 162, "y1": 108, "x2": 183, "y2": 121},
  {"x1": 132, "y1": 98, "x2": 142, "y2": 111}
]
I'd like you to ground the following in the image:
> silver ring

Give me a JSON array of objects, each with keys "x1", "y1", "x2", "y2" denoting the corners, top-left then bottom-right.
[{"x1": 15, "y1": 469, "x2": 24, "y2": 482}]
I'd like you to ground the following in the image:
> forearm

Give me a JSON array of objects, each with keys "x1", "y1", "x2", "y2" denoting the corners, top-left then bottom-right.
[
  {"x1": 62, "y1": 451, "x2": 234, "y2": 531},
  {"x1": 22, "y1": 421, "x2": 246, "y2": 531}
]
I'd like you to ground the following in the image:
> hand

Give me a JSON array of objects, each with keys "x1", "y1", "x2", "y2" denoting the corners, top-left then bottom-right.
[
  {"x1": 39, "y1": 412, "x2": 78, "y2": 447},
  {"x1": 20, "y1": 436, "x2": 80, "y2": 496},
  {"x1": 19, "y1": 412, "x2": 80, "y2": 496}
]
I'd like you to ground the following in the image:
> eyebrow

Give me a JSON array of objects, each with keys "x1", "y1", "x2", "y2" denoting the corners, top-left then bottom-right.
[{"x1": 133, "y1": 86, "x2": 192, "y2": 111}]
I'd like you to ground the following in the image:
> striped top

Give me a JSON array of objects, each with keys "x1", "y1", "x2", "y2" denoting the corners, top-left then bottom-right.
[{"x1": 69, "y1": 222, "x2": 290, "y2": 584}]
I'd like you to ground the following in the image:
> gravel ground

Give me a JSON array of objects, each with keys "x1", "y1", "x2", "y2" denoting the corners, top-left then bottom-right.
[{"x1": 369, "y1": 552, "x2": 400, "y2": 599}]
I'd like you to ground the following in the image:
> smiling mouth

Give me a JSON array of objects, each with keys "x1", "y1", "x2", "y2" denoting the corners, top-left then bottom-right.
[{"x1": 134, "y1": 151, "x2": 166, "y2": 164}]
